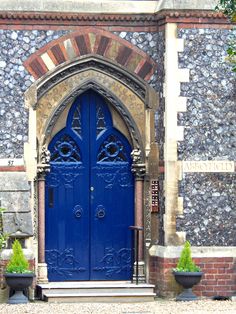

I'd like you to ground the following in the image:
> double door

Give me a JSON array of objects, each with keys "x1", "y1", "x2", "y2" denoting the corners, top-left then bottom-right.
[{"x1": 45, "y1": 91, "x2": 134, "y2": 281}]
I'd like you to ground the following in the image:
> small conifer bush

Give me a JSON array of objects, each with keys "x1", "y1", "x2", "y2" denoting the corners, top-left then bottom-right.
[
  {"x1": 6, "y1": 239, "x2": 32, "y2": 273},
  {"x1": 173, "y1": 241, "x2": 201, "y2": 272}
]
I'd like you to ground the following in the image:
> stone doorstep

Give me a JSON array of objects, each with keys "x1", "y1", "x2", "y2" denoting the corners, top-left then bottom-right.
[
  {"x1": 38, "y1": 281, "x2": 155, "y2": 288},
  {"x1": 37, "y1": 281, "x2": 156, "y2": 302},
  {"x1": 40, "y1": 288, "x2": 155, "y2": 295}
]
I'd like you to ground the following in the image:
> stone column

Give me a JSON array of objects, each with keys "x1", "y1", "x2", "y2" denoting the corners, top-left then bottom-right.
[
  {"x1": 135, "y1": 178, "x2": 144, "y2": 261},
  {"x1": 131, "y1": 149, "x2": 146, "y2": 282},
  {"x1": 37, "y1": 146, "x2": 50, "y2": 283}
]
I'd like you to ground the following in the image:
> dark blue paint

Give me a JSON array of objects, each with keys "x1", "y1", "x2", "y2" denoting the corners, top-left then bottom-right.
[{"x1": 45, "y1": 91, "x2": 134, "y2": 281}]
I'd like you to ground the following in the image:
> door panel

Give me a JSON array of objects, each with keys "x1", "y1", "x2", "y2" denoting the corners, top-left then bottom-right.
[
  {"x1": 45, "y1": 90, "x2": 134, "y2": 281},
  {"x1": 90, "y1": 163, "x2": 133, "y2": 280},
  {"x1": 45, "y1": 163, "x2": 90, "y2": 280}
]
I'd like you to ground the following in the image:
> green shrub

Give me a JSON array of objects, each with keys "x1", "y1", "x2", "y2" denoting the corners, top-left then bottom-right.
[
  {"x1": 173, "y1": 241, "x2": 201, "y2": 272},
  {"x1": 6, "y1": 239, "x2": 32, "y2": 274}
]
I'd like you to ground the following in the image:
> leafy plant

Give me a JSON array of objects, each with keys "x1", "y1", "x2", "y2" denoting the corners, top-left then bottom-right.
[
  {"x1": 226, "y1": 41, "x2": 236, "y2": 72},
  {"x1": 216, "y1": 0, "x2": 236, "y2": 72},
  {"x1": 216, "y1": 0, "x2": 236, "y2": 21},
  {"x1": 6, "y1": 239, "x2": 32, "y2": 274},
  {"x1": 173, "y1": 241, "x2": 201, "y2": 272}
]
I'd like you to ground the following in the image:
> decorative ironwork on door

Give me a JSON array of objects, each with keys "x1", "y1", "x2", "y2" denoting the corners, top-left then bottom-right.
[{"x1": 45, "y1": 90, "x2": 134, "y2": 281}]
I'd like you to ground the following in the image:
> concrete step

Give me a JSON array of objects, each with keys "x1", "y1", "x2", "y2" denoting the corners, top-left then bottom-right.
[{"x1": 37, "y1": 281, "x2": 156, "y2": 303}]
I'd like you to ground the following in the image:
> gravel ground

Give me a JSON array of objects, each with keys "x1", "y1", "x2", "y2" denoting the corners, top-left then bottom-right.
[{"x1": 0, "y1": 299, "x2": 235, "y2": 314}]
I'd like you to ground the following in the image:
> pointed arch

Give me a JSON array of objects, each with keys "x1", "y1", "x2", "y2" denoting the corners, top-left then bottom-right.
[{"x1": 43, "y1": 80, "x2": 145, "y2": 161}]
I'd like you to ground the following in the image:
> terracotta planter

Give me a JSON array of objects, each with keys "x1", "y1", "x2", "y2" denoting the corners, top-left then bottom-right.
[
  {"x1": 4, "y1": 273, "x2": 35, "y2": 304},
  {"x1": 173, "y1": 271, "x2": 203, "y2": 301}
]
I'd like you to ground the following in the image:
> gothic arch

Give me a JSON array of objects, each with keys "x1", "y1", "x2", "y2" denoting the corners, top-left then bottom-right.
[
  {"x1": 36, "y1": 55, "x2": 148, "y2": 103},
  {"x1": 42, "y1": 79, "x2": 145, "y2": 159}
]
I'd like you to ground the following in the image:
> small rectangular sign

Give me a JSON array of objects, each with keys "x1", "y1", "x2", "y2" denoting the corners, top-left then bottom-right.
[
  {"x1": 182, "y1": 161, "x2": 234, "y2": 173},
  {"x1": 0, "y1": 158, "x2": 24, "y2": 167}
]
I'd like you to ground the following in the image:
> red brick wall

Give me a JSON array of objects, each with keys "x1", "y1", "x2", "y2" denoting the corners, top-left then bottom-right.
[{"x1": 149, "y1": 256, "x2": 236, "y2": 298}]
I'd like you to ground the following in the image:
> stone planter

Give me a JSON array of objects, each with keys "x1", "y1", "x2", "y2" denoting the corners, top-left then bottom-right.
[
  {"x1": 173, "y1": 271, "x2": 203, "y2": 301},
  {"x1": 4, "y1": 273, "x2": 34, "y2": 304}
]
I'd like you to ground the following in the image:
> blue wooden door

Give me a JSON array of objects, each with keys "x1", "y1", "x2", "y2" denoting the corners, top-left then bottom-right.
[{"x1": 45, "y1": 91, "x2": 134, "y2": 281}]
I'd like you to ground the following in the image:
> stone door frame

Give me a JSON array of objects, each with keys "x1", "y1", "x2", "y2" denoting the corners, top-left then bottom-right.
[{"x1": 24, "y1": 52, "x2": 158, "y2": 283}]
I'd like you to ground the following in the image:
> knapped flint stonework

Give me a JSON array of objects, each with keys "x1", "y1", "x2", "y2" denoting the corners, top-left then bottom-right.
[
  {"x1": 176, "y1": 28, "x2": 235, "y2": 247},
  {"x1": 115, "y1": 31, "x2": 164, "y2": 95},
  {"x1": 177, "y1": 173, "x2": 236, "y2": 246},
  {"x1": 177, "y1": 28, "x2": 235, "y2": 161},
  {"x1": 0, "y1": 30, "x2": 68, "y2": 158},
  {"x1": 116, "y1": 31, "x2": 166, "y2": 245}
]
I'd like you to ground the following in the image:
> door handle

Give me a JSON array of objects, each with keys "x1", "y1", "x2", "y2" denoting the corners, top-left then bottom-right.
[
  {"x1": 95, "y1": 206, "x2": 106, "y2": 219},
  {"x1": 73, "y1": 205, "x2": 83, "y2": 218}
]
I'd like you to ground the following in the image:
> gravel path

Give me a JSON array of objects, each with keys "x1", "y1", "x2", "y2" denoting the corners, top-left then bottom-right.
[{"x1": 0, "y1": 299, "x2": 235, "y2": 314}]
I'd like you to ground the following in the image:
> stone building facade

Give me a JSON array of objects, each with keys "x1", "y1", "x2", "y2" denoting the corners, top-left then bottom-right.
[{"x1": 0, "y1": 0, "x2": 235, "y2": 299}]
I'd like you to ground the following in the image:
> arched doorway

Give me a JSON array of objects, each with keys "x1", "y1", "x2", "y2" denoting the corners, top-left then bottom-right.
[{"x1": 45, "y1": 90, "x2": 134, "y2": 281}]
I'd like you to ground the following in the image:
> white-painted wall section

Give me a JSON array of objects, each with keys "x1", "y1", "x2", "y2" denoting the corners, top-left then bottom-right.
[{"x1": 0, "y1": 0, "x2": 218, "y2": 14}]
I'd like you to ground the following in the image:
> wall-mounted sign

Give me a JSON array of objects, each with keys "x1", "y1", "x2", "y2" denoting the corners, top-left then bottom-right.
[
  {"x1": 182, "y1": 161, "x2": 234, "y2": 173},
  {"x1": 0, "y1": 159, "x2": 24, "y2": 167}
]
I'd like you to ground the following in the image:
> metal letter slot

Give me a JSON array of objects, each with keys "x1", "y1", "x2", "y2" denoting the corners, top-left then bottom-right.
[{"x1": 49, "y1": 187, "x2": 54, "y2": 208}]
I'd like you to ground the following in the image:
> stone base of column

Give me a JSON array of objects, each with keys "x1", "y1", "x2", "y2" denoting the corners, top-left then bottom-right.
[
  {"x1": 37, "y1": 263, "x2": 48, "y2": 283},
  {"x1": 132, "y1": 261, "x2": 146, "y2": 283}
]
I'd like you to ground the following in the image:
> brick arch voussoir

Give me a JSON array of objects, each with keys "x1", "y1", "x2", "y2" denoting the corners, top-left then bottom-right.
[{"x1": 24, "y1": 27, "x2": 157, "y2": 82}]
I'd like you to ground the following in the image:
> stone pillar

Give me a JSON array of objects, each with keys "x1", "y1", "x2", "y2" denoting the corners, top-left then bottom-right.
[
  {"x1": 135, "y1": 179, "x2": 144, "y2": 261},
  {"x1": 38, "y1": 173, "x2": 46, "y2": 264},
  {"x1": 131, "y1": 149, "x2": 146, "y2": 282},
  {"x1": 37, "y1": 145, "x2": 50, "y2": 283}
]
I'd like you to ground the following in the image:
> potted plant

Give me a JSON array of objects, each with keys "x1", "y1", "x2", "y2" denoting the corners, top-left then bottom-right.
[
  {"x1": 173, "y1": 241, "x2": 203, "y2": 301},
  {"x1": 4, "y1": 239, "x2": 34, "y2": 304}
]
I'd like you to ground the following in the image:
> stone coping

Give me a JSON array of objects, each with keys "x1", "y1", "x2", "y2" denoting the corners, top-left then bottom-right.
[
  {"x1": 149, "y1": 245, "x2": 236, "y2": 258},
  {"x1": 0, "y1": 0, "x2": 218, "y2": 14}
]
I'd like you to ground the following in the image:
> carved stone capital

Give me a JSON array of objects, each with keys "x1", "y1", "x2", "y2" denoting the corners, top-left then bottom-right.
[
  {"x1": 131, "y1": 149, "x2": 146, "y2": 179},
  {"x1": 37, "y1": 164, "x2": 50, "y2": 179},
  {"x1": 131, "y1": 163, "x2": 146, "y2": 179}
]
